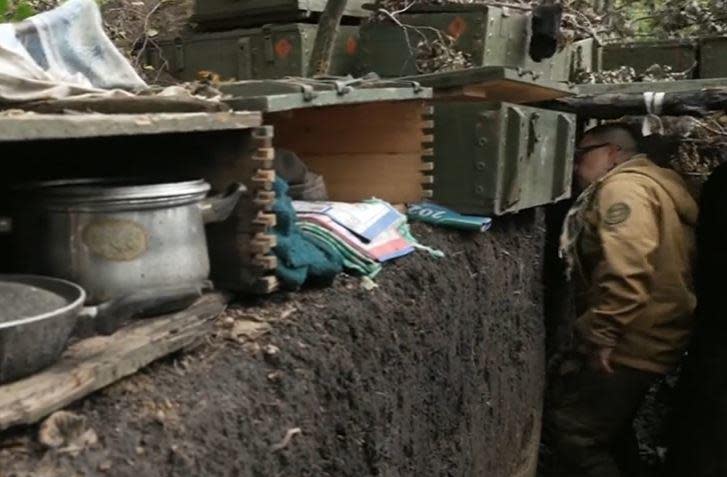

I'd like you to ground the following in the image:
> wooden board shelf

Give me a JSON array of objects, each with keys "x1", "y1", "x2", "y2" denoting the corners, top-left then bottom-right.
[{"x1": 0, "y1": 293, "x2": 227, "y2": 432}]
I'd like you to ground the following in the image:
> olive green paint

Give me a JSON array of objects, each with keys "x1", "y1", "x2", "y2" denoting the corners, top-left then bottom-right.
[
  {"x1": 600, "y1": 39, "x2": 697, "y2": 77},
  {"x1": 359, "y1": 7, "x2": 575, "y2": 81},
  {"x1": 433, "y1": 102, "x2": 576, "y2": 216},
  {"x1": 148, "y1": 24, "x2": 360, "y2": 81},
  {"x1": 193, "y1": 0, "x2": 367, "y2": 30},
  {"x1": 699, "y1": 37, "x2": 727, "y2": 79}
]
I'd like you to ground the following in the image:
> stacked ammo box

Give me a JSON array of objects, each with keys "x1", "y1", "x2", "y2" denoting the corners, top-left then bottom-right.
[
  {"x1": 599, "y1": 37, "x2": 727, "y2": 79},
  {"x1": 358, "y1": 2, "x2": 590, "y2": 216},
  {"x1": 147, "y1": 1, "x2": 369, "y2": 82},
  {"x1": 359, "y1": 2, "x2": 596, "y2": 82}
]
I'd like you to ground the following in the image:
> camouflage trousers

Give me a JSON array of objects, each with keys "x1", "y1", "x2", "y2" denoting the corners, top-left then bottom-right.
[{"x1": 545, "y1": 355, "x2": 660, "y2": 477}]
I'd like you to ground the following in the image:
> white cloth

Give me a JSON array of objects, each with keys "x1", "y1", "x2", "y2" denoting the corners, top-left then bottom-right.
[{"x1": 0, "y1": 0, "x2": 147, "y2": 104}]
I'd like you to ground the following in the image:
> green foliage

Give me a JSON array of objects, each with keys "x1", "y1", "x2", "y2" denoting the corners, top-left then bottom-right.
[
  {"x1": 13, "y1": 1, "x2": 35, "y2": 20},
  {"x1": 608, "y1": 0, "x2": 727, "y2": 38},
  {"x1": 0, "y1": 0, "x2": 37, "y2": 21}
]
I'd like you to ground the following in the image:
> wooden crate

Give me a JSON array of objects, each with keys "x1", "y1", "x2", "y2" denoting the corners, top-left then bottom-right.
[
  {"x1": 600, "y1": 39, "x2": 697, "y2": 77},
  {"x1": 0, "y1": 112, "x2": 278, "y2": 294},
  {"x1": 222, "y1": 80, "x2": 435, "y2": 204},
  {"x1": 699, "y1": 36, "x2": 727, "y2": 78},
  {"x1": 397, "y1": 67, "x2": 577, "y2": 216},
  {"x1": 432, "y1": 102, "x2": 576, "y2": 216}
]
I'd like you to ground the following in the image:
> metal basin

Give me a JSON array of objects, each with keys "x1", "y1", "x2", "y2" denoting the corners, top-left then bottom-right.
[
  {"x1": 0, "y1": 274, "x2": 210, "y2": 384},
  {"x1": 0, "y1": 275, "x2": 85, "y2": 384}
]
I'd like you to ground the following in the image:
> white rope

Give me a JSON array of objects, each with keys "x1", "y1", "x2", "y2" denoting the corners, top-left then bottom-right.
[{"x1": 642, "y1": 91, "x2": 666, "y2": 137}]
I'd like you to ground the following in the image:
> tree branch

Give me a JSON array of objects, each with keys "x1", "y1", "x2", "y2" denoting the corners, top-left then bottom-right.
[
  {"x1": 543, "y1": 88, "x2": 727, "y2": 119},
  {"x1": 308, "y1": 0, "x2": 350, "y2": 77}
]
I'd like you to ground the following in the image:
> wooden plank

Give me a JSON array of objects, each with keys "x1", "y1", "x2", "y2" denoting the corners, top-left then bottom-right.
[
  {"x1": 270, "y1": 101, "x2": 426, "y2": 154},
  {"x1": 251, "y1": 233, "x2": 277, "y2": 255},
  {"x1": 252, "y1": 169, "x2": 276, "y2": 191},
  {"x1": 253, "y1": 254, "x2": 278, "y2": 270},
  {"x1": 576, "y1": 77, "x2": 727, "y2": 95},
  {"x1": 253, "y1": 211, "x2": 277, "y2": 228},
  {"x1": 303, "y1": 153, "x2": 424, "y2": 202},
  {"x1": 17, "y1": 95, "x2": 230, "y2": 116},
  {"x1": 270, "y1": 100, "x2": 429, "y2": 203},
  {"x1": 434, "y1": 80, "x2": 573, "y2": 104},
  {"x1": 362, "y1": 2, "x2": 530, "y2": 12},
  {"x1": 0, "y1": 293, "x2": 228, "y2": 431},
  {"x1": 255, "y1": 276, "x2": 279, "y2": 294},
  {"x1": 547, "y1": 86, "x2": 727, "y2": 119},
  {"x1": 401, "y1": 66, "x2": 574, "y2": 91},
  {"x1": 0, "y1": 112, "x2": 262, "y2": 142},
  {"x1": 224, "y1": 88, "x2": 432, "y2": 113},
  {"x1": 254, "y1": 190, "x2": 276, "y2": 209}
]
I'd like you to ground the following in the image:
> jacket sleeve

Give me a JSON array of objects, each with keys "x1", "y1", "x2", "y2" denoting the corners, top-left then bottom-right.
[{"x1": 581, "y1": 176, "x2": 660, "y2": 348}]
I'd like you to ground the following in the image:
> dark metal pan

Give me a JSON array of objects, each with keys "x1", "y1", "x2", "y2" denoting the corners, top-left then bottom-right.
[{"x1": 0, "y1": 275, "x2": 207, "y2": 384}]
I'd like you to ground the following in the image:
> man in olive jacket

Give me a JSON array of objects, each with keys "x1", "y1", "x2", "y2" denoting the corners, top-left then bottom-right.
[{"x1": 549, "y1": 124, "x2": 698, "y2": 477}]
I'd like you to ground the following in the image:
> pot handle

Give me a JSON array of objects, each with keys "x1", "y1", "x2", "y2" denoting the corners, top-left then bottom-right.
[
  {"x1": 79, "y1": 282, "x2": 211, "y2": 336},
  {"x1": 199, "y1": 182, "x2": 247, "y2": 224}
]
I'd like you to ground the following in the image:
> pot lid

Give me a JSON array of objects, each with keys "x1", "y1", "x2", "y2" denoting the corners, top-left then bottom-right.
[{"x1": 12, "y1": 178, "x2": 211, "y2": 211}]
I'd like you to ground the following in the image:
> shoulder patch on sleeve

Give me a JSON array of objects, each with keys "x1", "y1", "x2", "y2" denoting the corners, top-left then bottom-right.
[{"x1": 603, "y1": 202, "x2": 631, "y2": 226}]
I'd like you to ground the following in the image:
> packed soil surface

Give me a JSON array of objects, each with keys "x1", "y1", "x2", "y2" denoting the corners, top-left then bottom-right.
[
  {"x1": 665, "y1": 163, "x2": 727, "y2": 477},
  {"x1": 0, "y1": 216, "x2": 546, "y2": 477}
]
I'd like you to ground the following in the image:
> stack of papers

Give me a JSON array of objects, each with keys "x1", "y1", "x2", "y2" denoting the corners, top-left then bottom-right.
[{"x1": 293, "y1": 200, "x2": 415, "y2": 263}]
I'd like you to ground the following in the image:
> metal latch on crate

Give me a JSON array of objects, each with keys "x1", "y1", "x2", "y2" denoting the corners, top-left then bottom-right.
[
  {"x1": 237, "y1": 38, "x2": 252, "y2": 79},
  {"x1": 263, "y1": 26, "x2": 275, "y2": 64},
  {"x1": 173, "y1": 37, "x2": 184, "y2": 73}
]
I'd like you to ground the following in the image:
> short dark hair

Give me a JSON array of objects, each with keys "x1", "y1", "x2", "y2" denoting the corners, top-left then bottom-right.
[{"x1": 583, "y1": 123, "x2": 642, "y2": 154}]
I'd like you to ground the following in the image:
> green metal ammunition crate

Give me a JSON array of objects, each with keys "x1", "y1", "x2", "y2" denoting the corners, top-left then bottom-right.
[
  {"x1": 600, "y1": 39, "x2": 697, "y2": 77},
  {"x1": 699, "y1": 36, "x2": 727, "y2": 78},
  {"x1": 433, "y1": 102, "x2": 575, "y2": 216},
  {"x1": 193, "y1": 0, "x2": 368, "y2": 30},
  {"x1": 570, "y1": 38, "x2": 599, "y2": 77},
  {"x1": 147, "y1": 24, "x2": 360, "y2": 81},
  {"x1": 359, "y1": 6, "x2": 572, "y2": 81}
]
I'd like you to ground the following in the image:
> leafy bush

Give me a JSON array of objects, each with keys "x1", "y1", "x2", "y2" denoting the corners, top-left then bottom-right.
[{"x1": 0, "y1": 0, "x2": 37, "y2": 21}]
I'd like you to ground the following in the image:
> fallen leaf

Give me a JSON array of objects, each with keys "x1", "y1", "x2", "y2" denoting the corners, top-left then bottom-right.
[{"x1": 39, "y1": 411, "x2": 98, "y2": 455}]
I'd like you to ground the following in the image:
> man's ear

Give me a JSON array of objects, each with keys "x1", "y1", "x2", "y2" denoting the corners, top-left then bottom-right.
[
  {"x1": 608, "y1": 144, "x2": 623, "y2": 166},
  {"x1": 610, "y1": 144, "x2": 623, "y2": 160}
]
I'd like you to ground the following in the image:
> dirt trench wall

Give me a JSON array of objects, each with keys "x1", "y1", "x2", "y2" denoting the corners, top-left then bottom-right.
[
  {"x1": 666, "y1": 163, "x2": 727, "y2": 477},
  {"x1": 0, "y1": 213, "x2": 546, "y2": 477}
]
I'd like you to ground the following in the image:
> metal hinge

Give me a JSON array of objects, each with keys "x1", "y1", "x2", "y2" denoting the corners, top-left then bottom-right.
[
  {"x1": 263, "y1": 25, "x2": 275, "y2": 64},
  {"x1": 173, "y1": 37, "x2": 184, "y2": 72}
]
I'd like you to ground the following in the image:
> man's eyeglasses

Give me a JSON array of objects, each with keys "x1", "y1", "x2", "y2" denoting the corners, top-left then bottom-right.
[{"x1": 575, "y1": 143, "x2": 610, "y2": 160}]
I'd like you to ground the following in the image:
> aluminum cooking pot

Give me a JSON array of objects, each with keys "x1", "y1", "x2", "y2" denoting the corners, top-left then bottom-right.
[
  {"x1": 0, "y1": 274, "x2": 209, "y2": 384},
  {"x1": 0, "y1": 179, "x2": 245, "y2": 304}
]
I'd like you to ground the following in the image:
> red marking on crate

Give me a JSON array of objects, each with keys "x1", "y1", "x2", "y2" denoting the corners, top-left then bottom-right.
[
  {"x1": 448, "y1": 16, "x2": 468, "y2": 40},
  {"x1": 275, "y1": 38, "x2": 293, "y2": 59}
]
